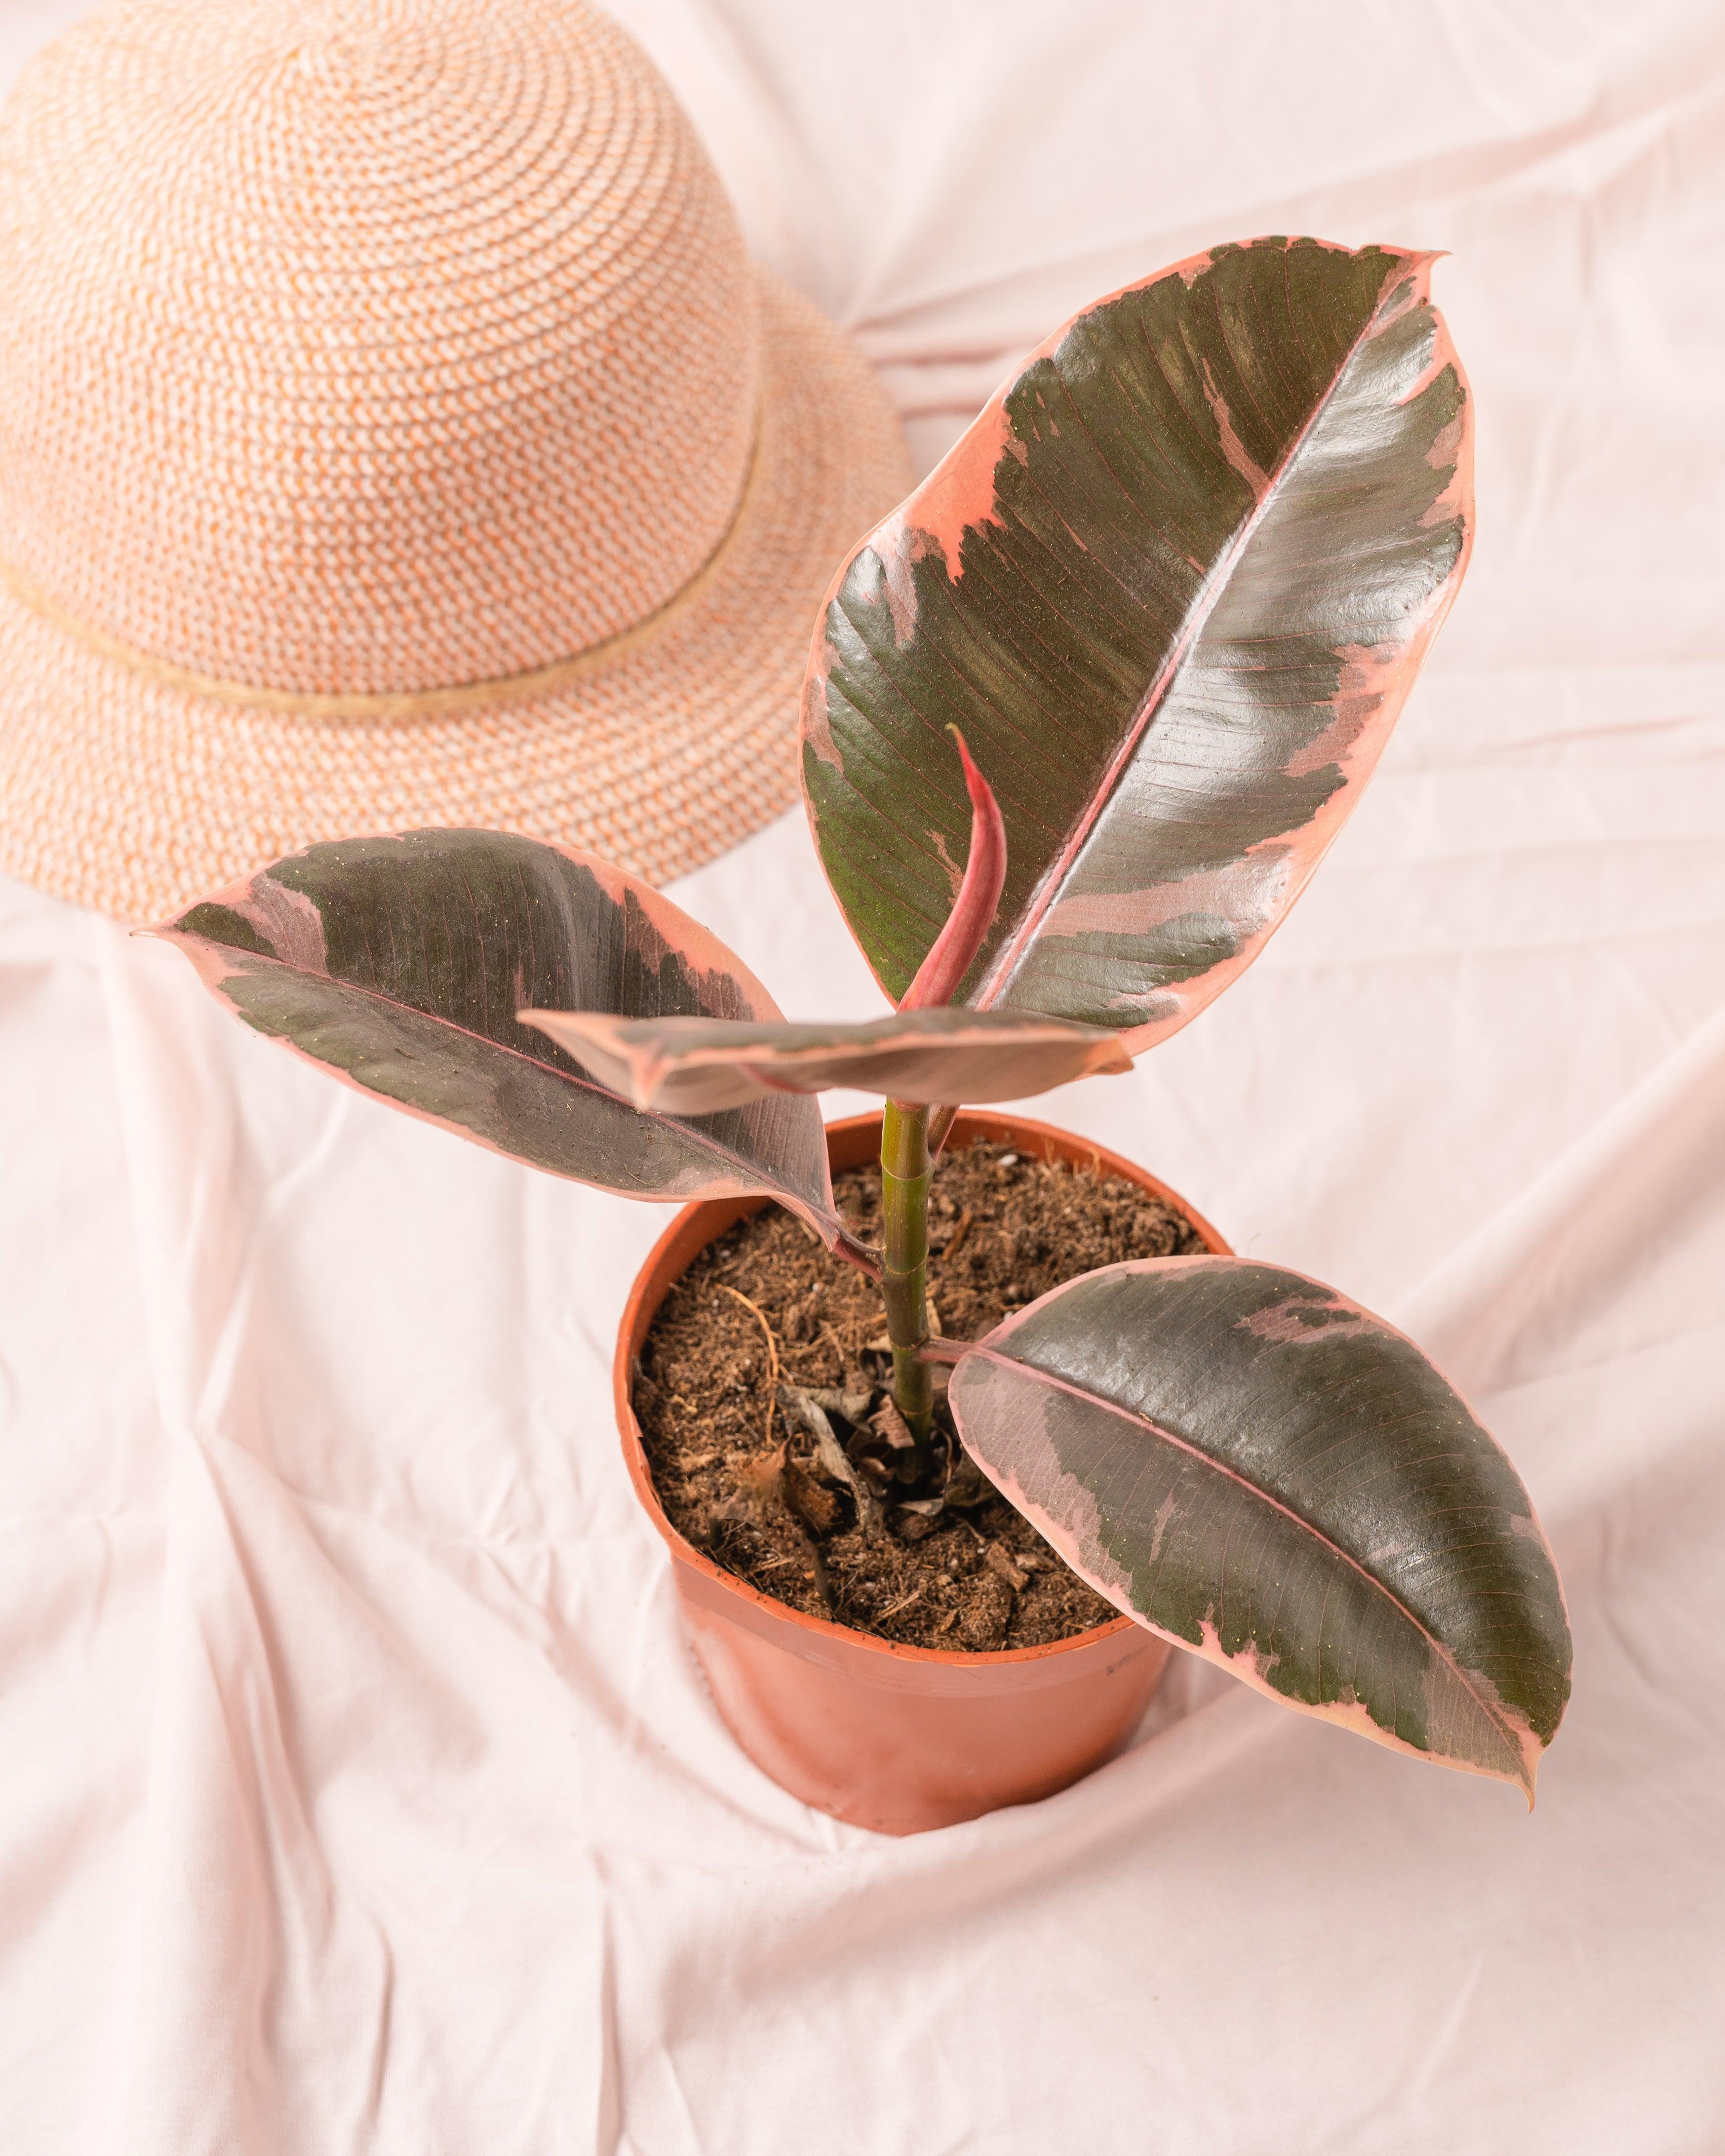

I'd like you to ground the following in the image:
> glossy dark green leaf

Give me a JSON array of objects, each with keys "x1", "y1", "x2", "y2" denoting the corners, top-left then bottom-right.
[
  {"x1": 152, "y1": 828, "x2": 841, "y2": 1236},
  {"x1": 803, "y1": 238, "x2": 1472, "y2": 1042},
  {"x1": 520, "y1": 1005, "x2": 1130, "y2": 1114},
  {"x1": 945, "y1": 1258, "x2": 1570, "y2": 1796}
]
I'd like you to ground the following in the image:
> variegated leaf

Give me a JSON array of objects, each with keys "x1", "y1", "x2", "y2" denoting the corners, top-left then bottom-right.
[
  {"x1": 152, "y1": 829, "x2": 841, "y2": 1237},
  {"x1": 945, "y1": 1258, "x2": 1570, "y2": 1797},
  {"x1": 520, "y1": 1005, "x2": 1130, "y2": 1114},
  {"x1": 803, "y1": 237, "x2": 1472, "y2": 1042}
]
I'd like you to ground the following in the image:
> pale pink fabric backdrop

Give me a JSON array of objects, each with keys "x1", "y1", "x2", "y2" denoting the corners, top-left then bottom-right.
[{"x1": 2, "y1": 2, "x2": 1723, "y2": 2150}]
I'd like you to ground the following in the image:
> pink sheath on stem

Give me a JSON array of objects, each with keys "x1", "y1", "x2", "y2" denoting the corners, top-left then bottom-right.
[{"x1": 897, "y1": 729, "x2": 1007, "y2": 1012}]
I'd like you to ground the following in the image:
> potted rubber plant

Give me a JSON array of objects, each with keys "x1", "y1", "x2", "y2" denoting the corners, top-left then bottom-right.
[{"x1": 157, "y1": 237, "x2": 1571, "y2": 1836}]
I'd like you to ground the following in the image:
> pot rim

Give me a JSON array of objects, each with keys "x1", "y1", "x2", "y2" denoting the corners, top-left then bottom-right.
[{"x1": 613, "y1": 1107, "x2": 1230, "y2": 1671}]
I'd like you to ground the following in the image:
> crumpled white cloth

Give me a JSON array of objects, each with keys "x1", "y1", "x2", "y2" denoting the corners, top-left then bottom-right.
[{"x1": 3, "y1": 2, "x2": 1723, "y2": 2150}]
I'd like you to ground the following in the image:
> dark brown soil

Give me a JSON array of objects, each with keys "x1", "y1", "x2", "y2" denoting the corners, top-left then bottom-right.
[{"x1": 633, "y1": 1137, "x2": 1207, "y2": 1652}]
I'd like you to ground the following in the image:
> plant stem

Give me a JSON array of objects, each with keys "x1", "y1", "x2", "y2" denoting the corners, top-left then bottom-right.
[{"x1": 879, "y1": 1098, "x2": 935, "y2": 1476}]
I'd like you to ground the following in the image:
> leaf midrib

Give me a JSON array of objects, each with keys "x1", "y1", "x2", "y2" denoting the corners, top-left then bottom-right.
[
  {"x1": 975, "y1": 255, "x2": 1407, "y2": 1011},
  {"x1": 635, "y1": 1016, "x2": 1110, "y2": 1061},
  {"x1": 966, "y1": 1338, "x2": 1525, "y2": 1777},
  {"x1": 198, "y1": 938, "x2": 831, "y2": 1213}
]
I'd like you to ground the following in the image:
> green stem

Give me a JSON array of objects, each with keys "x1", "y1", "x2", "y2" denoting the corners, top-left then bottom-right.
[{"x1": 880, "y1": 1098, "x2": 935, "y2": 1477}]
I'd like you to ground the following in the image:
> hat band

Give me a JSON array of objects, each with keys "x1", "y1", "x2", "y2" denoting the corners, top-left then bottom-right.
[{"x1": 0, "y1": 418, "x2": 765, "y2": 726}]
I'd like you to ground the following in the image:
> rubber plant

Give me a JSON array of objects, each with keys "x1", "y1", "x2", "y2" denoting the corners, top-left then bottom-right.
[{"x1": 157, "y1": 238, "x2": 1571, "y2": 1801}]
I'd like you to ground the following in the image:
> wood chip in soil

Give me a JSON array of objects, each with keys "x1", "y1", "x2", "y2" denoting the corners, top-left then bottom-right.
[{"x1": 633, "y1": 1138, "x2": 1209, "y2": 1652}]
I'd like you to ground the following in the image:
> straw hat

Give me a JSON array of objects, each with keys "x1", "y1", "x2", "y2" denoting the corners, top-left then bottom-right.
[{"x1": 0, "y1": 0, "x2": 910, "y2": 923}]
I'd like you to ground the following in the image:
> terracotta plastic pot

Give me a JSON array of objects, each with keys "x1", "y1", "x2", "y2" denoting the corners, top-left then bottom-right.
[{"x1": 615, "y1": 1110, "x2": 1230, "y2": 1836}]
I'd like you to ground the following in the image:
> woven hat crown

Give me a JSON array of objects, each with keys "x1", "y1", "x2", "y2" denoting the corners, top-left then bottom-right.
[{"x1": 0, "y1": 0, "x2": 760, "y2": 698}]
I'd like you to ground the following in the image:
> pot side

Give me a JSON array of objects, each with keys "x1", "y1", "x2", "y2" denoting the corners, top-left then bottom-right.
[{"x1": 615, "y1": 1110, "x2": 1230, "y2": 1836}]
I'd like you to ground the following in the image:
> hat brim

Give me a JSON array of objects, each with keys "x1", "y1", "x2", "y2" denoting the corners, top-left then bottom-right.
[{"x1": 0, "y1": 270, "x2": 912, "y2": 922}]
